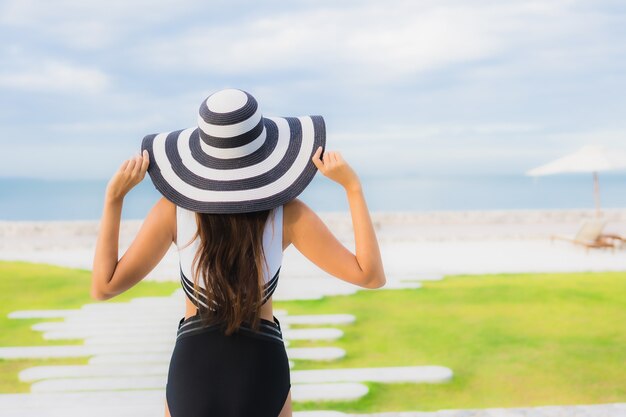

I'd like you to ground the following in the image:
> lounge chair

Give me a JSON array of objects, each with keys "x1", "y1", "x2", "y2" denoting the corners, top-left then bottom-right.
[
  {"x1": 550, "y1": 219, "x2": 624, "y2": 251},
  {"x1": 598, "y1": 232, "x2": 625, "y2": 249}
]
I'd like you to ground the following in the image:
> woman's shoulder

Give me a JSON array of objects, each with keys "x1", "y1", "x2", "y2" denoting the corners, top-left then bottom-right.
[
  {"x1": 283, "y1": 197, "x2": 309, "y2": 221},
  {"x1": 283, "y1": 197, "x2": 316, "y2": 233},
  {"x1": 143, "y1": 196, "x2": 178, "y2": 245}
]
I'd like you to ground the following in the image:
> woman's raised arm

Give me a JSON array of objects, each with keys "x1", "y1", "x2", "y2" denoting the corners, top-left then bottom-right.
[
  {"x1": 285, "y1": 147, "x2": 386, "y2": 289},
  {"x1": 91, "y1": 151, "x2": 175, "y2": 300}
]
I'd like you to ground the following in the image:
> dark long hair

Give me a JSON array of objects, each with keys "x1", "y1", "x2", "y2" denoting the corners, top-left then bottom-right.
[{"x1": 186, "y1": 208, "x2": 273, "y2": 336}]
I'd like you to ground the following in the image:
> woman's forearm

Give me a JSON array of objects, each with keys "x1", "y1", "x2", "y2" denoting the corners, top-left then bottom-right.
[
  {"x1": 91, "y1": 194, "x2": 123, "y2": 297},
  {"x1": 344, "y1": 183, "x2": 386, "y2": 287}
]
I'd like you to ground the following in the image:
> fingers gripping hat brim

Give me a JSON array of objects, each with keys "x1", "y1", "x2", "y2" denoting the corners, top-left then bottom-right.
[{"x1": 141, "y1": 115, "x2": 326, "y2": 213}]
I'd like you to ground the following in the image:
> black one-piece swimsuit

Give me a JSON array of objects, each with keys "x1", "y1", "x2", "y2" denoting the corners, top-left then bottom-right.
[{"x1": 166, "y1": 265, "x2": 289, "y2": 417}]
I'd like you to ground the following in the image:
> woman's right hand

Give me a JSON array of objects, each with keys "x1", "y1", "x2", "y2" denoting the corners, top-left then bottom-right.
[
  {"x1": 106, "y1": 150, "x2": 150, "y2": 202},
  {"x1": 311, "y1": 146, "x2": 361, "y2": 191}
]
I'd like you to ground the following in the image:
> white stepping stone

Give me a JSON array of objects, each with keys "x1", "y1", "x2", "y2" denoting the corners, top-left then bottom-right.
[
  {"x1": 12, "y1": 304, "x2": 291, "y2": 321},
  {"x1": 284, "y1": 328, "x2": 344, "y2": 341},
  {"x1": 14, "y1": 345, "x2": 346, "y2": 376},
  {"x1": 288, "y1": 347, "x2": 346, "y2": 361},
  {"x1": 0, "y1": 390, "x2": 166, "y2": 416},
  {"x1": 41, "y1": 326, "x2": 297, "y2": 342},
  {"x1": 10, "y1": 305, "x2": 336, "y2": 322},
  {"x1": 281, "y1": 314, "x2": 355, "y2": 325},
  {"x1": 293, "y1": 382, "x2": 368, "y2": 401},
  {"x1": 75, "y1": 309, "x2": 184, "y2": 318},
  {"x1": 2, "y1": 338, "x2": 351, "y2": 360},
  {"x1": 291, "y1": 365, "x2": 453, "y2": 384},
  {"x1": 61, "y1": 312, "x2": 288, "y2": 325},
  {"x1": 77, "y1": 326, "x2": 340, "y2": 346},
  {"x1": 32, "y1": 321, "x2": 178, "y2": 332},
  {"x1": 7, "y1": 309, "x2": 83, "y2": 319},
  {"x1": 20, "y1": 364, "x2": 169, "y2": 381},
  {"x1": 35, "y1": 321, "x2": 179, "y2": 332},
  {"x1": 34, "y1": 317, "x2": 293, "y2": 338},
  {"x1": 30, "y1": 313, "x2": 182, "y2": 325},
  {"x1": 30, "y1": 376, "x2": 167, "y2": 392},
  {"x1": 67, "y1": 311, "x2": 181, "y2": 320},
  {"x1": 0, "y1": 390, "x2": 346, "y2": 417},
  {"x1": 0, "y1": 390, "x2": 167, "y2": 407},
  {"x1": 77, "y1": 304, "x2": 181, "y2": 314},
  {"x1": 82, "y1": 347, "x2": 338, "y2": 364},
  {"x1": 37, "y1": 328, "x2": 173, "y2": 340},
  {"x1": 49, "y1": 316, "x2": 189, "y2": 327},
  {"x1": 88, "y1": 353, "x2": 172, "y2": 365},
  {"x1": 0, "y1": 345, "x2": 93, "y2": 359},
  {"x1": 0, "y1": 390, "x2": 358, "y2": 415},
  {"x1": 40, "y1": 328, "x2": 177, "y2": 341},
  {"x1": 79, "y1": 334, "x2": 191, "y2": 346},
  {"x1": 30, "y1": 377, "x2": 369, "y2": 401},
  {"x1": 20, "y1": 363, "x2": 450, "y2": 385},
  {"x1": 0, "y1": 343, "x2": 175, "y2": 359}
]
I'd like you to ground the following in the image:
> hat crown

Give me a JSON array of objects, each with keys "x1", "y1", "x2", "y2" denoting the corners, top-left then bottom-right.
[
  {"x1": 206, "y1": 89, "x2": 249, "y2": 113},
  {"x1": 140, "y1": 85, "x2": 326, "y2": 214},
  {"x1": 197, "y1": 88, "x2": 265, "y2": 152}
]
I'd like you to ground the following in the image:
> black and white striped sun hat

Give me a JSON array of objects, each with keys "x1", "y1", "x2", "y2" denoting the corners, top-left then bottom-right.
[{"x1": 141, "y1": 88, "x2": 326, "y2": 213}]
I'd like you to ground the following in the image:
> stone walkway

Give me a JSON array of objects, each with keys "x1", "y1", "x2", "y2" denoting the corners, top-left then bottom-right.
[{"x1": 1, "y1": 276, "x2": 454, "y2": 414}]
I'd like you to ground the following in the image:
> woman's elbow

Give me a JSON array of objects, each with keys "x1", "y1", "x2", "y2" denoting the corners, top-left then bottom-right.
[
  {"x1": 90, "y1": 287, "x2": 109, "y2": 301},
  {"x1": 90, "y1": 278, "x2": 109, "y2": 301},
  {"x1": 362, "y1": 273, "x2": 387, "y2": 289}
]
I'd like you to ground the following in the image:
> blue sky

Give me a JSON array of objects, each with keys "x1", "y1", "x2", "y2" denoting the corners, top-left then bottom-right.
[{"x1": 1, "y1": 0, "x2": 625, "y2": 180}]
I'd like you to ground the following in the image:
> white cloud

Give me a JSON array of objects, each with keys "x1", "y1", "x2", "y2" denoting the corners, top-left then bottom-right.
[
  {"x1": 2, "y1": 0, "x2": 618, "y2": 84},
  {"x1": 333, "y1": 123, "x2": 542, "y2": 143},
  {"x1": 132, "y1": 4, "x2": 501, "y2": 81},
  {"x1": 48, "y1": 117, "x2": 163, "y2": 134},
  {"x1": 0, "y1": 0, "x2": 206, "y2": 49},
  {"x1": 0, "y1": 61, "x2": 109, "y2": 93},
  {"x1": 127, "y1": 0, "x2": 596, "y2": 84}
]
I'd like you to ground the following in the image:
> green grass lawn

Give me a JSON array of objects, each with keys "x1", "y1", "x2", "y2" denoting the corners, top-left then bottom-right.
[
  {"x1": 1, "y1": 261, "x2": 624, "y2": 413},
  {"x1": 276, "y1": 271, "x2": 626, "y2": 413}
]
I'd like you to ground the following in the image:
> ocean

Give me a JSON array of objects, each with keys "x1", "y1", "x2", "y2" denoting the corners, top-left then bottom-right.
[{"x1": 1, "y1": 173, "x2": 625, "y2": 221}]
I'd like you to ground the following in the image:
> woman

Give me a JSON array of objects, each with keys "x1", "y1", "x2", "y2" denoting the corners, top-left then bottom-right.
[{"x1": 91, "y1": 88, "x2": 386, "y2": 417}]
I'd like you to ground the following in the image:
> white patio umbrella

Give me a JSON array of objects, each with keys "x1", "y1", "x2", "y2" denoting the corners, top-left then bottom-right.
[{"x1": 525, "y1": 145, "x2": 626, "y2": 216}]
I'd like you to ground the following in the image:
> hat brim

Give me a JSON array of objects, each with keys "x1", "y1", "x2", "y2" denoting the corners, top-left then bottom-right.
[{"x1": 141, "y1": 115, "x2": 326, "y2": 213}]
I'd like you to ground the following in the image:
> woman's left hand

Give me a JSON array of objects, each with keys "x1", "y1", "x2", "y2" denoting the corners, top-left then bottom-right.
[{"x1": 106, "y1": 150, "x2": 150, "y2": 201}]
